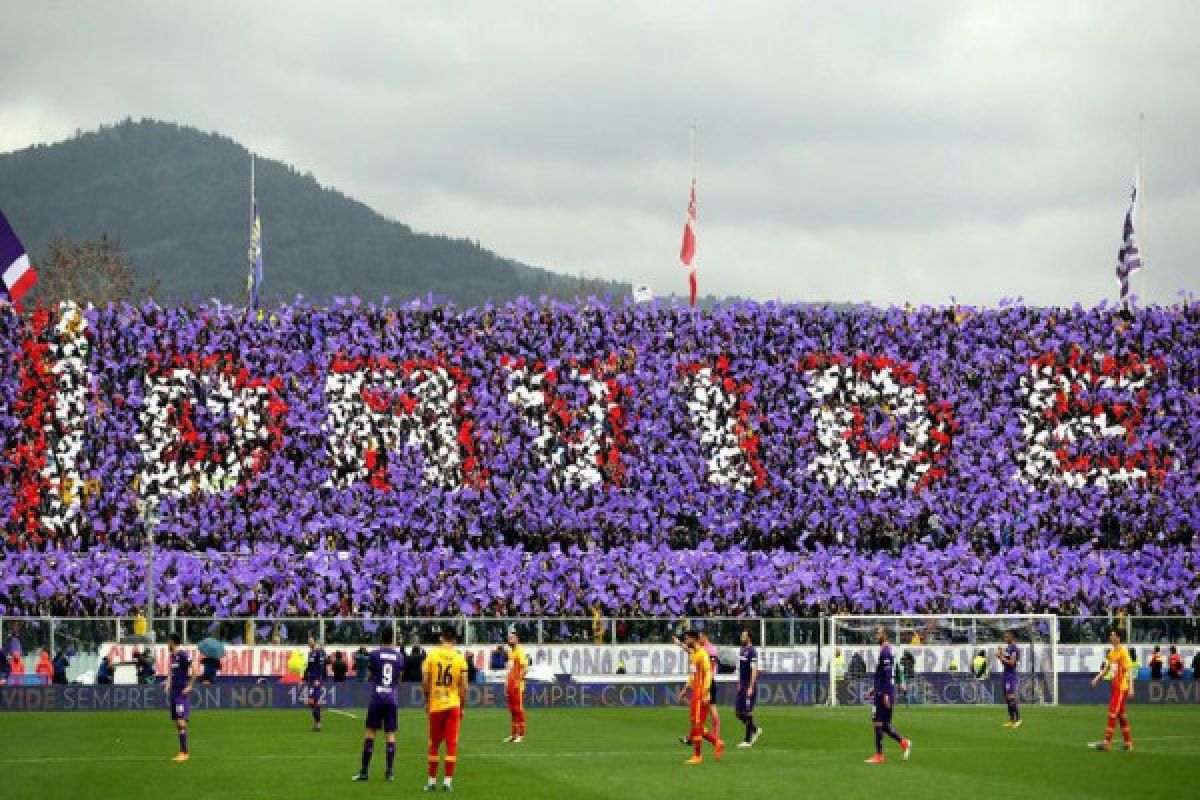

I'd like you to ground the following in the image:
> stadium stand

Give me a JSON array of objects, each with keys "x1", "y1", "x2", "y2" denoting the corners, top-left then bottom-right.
[{"x1": 1, "y1": 299, "x2": 1197, "y2": 618}]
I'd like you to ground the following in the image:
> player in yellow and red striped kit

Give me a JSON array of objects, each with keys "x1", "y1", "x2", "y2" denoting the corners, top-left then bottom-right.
[
  {"x1": 1089, "y1": 629, "x2": 1135, "y2": 751},
  {"x1": 503, "y1": 629, "x2": 527, "y2": 743},
  {"x1": 422, "y1": 628, "x2": 469, "y2": 791},
  {"x1": 682, "y1": 629, "x2": 724, "y2": 765}
]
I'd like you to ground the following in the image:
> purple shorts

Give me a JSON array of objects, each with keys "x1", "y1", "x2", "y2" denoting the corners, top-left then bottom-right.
[
  {"x1": 306, "y1": 680, "x2": 323, "y2": 703},
  {"x1": 169, "y1": 694, "x2": 190, "y2": 722},
  {"x1": 365, "y1": 699, "x2": 397, "y2": 733},
  {"x1": 1003, "y1": 675, "x2": 1018, "y2": 696},
  {"x1": 871, "y1": 695, "x2": 894, "y2": 725},
  {"x1": 735, "y1": 687, "x2": 756, "y2": 715}
]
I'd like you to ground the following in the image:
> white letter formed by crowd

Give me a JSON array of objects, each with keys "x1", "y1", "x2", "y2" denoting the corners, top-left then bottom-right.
[
  {"x1": 138, "y1": 369, "x2": 279, "y2": 498},
  {"x1": 802, "y1": 356, "x2": 952, "y2": 492},
  {"x1": 502, "y1": 358, "x2": 620, "y2": 490},
  {"x1": 323, "y1": 359, "x2": 469, "y2": 490},
  {"x1": 41, "y1": 304, "x2": 91, "y2": 532},
  {"x1": 681, "y1": 363, "x2": 765, "y2": 491},
  {"x1": 1018, "y1": 353, "x2": 1164, "y2": 488}
]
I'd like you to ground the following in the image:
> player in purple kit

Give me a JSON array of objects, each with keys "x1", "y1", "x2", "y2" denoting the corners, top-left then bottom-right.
[
  {"x1": 735, "y1": 629, "x2": 762, "y2": 748},
  {"x1": 305, "y1": 633, "x2": 330, "y2": 732},
  {"x1": 351, "y1": 626, "x2": 403, "y2": 783},
  {"x1": 864, "y1": 626, "x2": 911, "y2": 764},
  {"x1": 165, "y1": 633, "x2": 194, "y2": 763},
  {"x1": 996, "y1": 629, "x2": 1022, "y2": 729}
]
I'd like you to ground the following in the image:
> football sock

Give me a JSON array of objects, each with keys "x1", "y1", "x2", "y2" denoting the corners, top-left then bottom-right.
[
  {"x1": 386, "y1": 742, "x2": 395, "y2": 772},
  {"x1": 1104, "y1": 714, "x2": 1117, "y2": 744},
  {"x1": 710, "y1": 708, "x2": 720, "y2": 739},
  {"x1": 883, "y1": 724, "x2": 903, "y2": 743},
  {"x1": 874, "y1": 727, "x2": 884, "y2": 754},
  {"x1": 1119, "y1": 716, "x2": 1132, "y2": 744},
  {"x1": 360, "y1": 739, "x2": 374, "y2": 774},
  {"x1": 313, "y1": 705, "x2": 322, "y2": 725},
  {"x1": 178, "y1": 729, "x2": 188, "y2": 754}
]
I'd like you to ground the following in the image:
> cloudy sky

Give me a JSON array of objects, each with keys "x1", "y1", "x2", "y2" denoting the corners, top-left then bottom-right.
[{"x1": 2, "y1": 1, "x2": 1197, "y2": 305}]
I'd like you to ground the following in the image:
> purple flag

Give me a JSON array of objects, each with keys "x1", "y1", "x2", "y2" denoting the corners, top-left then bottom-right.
[{"x1": 1115, "y1": 184, "x2": 1142, "y2": 304}]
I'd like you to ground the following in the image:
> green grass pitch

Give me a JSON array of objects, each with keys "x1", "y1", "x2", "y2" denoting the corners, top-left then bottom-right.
[{"x1": 2, "y1": 705, "x2": 1197, "y2": 799}]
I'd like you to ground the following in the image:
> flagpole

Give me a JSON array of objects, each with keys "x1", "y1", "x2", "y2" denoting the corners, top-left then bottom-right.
[
  {"x1": 1137, "y1": 112, "x2": 1145, "y2": 306},
  {"x1": 690, "y1": 123, "x2": 696, "y2": 309},
  {"x1": 690, "y1": 123, "x2": 696, "y2": 184}
]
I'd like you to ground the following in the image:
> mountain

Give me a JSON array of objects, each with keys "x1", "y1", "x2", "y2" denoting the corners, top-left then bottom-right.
[{"x1": 0, "y1": 119, "x2": 630, "y2": 307}]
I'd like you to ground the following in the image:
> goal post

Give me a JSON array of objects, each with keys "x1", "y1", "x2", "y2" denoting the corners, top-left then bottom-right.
[{"x1": 828, "y1": 614, "x2": 1058, "y2": 708}]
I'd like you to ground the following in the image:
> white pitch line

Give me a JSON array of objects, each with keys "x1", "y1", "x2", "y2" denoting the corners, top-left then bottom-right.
[
  {"x1": 0, "y1": 749, "x2": 786, "y2": 765},
  {"x1": 4, "y1": 743, "x2": 1199, "y2": 767},
  {"x1": 327, "y1": 709, "x2": 359, "y2": 720}
]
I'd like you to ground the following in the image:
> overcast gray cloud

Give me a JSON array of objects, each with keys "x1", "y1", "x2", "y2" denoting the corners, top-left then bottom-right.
[{"x1": 1, "y1": 0, "x2": 1197, "y2": 305}]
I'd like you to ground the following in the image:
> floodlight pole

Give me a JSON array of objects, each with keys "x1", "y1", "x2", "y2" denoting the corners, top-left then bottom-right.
[{"x1": 142, "y1": 500, "x2": 160, "y2": 643}]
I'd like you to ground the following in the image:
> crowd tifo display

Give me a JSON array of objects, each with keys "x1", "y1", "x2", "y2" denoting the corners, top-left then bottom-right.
[{"x1": 1, "y1": 298, "x2": 1198, "y2": 619}]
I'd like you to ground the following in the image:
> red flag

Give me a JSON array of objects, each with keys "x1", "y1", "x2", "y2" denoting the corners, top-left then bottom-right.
[{"x1": 679, "y1": 180, "x2": 697, "y2": 307}]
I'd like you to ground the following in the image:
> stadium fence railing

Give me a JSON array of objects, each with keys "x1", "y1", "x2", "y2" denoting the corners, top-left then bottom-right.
[{"x1": 3, "y1": 613, "x2": 1196, "y2": 658}]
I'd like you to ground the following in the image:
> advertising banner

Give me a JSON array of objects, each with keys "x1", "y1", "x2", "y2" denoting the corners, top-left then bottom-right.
[
  {"x1": 98, "y1": 642, "x2": 1197, "y2": 679},
  {"x1": 3, "y1": 673, "x2": 1197, "y2": 713}
]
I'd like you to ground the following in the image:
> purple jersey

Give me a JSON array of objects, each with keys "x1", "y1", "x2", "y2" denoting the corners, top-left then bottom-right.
[
  {"x1": 305, "y1": 647, "x2": 328, "y2": 681},
  {"x1": 169, "y1": 650, "x2": 191, "y2": 699},
  {"x1": 874, "y1": 643, "x2": 895, "y2": 698},
  {"x1": 738, "y1": 645, "x2": 758, "y2": 688},
  {"x1": 369, "y1": 647, "x2": 403, "y2": 705},
  {"x1": 1002, "y1": 643, "x2": 1019, "y2": 676}
]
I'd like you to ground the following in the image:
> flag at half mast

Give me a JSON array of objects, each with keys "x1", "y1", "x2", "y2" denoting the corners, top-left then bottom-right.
[
  {"x1": 247, "y1": 199, "x2": 263, "y2": 310},
  {"x1": 1115, "y1": 183, "x2": 1142, "y2": 305},
  {"x1": 679, "y1": 179, "x2": 697, "y2": 307}
]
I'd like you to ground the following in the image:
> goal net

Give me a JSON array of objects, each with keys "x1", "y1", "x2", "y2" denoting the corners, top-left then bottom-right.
[{"x1": 829, "y1": 614, "x2": 1058, "y2": 707}]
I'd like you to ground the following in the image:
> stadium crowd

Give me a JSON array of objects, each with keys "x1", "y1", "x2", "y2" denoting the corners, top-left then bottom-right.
[{"x1": 2, "y1": 298, "x2": 1198, "y2": 618}]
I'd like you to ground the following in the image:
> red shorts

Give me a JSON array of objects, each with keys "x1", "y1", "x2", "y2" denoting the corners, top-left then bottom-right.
[
  {"x1": 429, "y1": 708, "x2": 462, "y2": 750},
  {"x1": 507, "y1": 684, "x2": 523, "y2": 711},
  {"x1": 1107, "y1": 691, "x2": 1128, "y2": 716},
  {"x1": 689, "y1": 698, "x2": 710, "y2": 729}
]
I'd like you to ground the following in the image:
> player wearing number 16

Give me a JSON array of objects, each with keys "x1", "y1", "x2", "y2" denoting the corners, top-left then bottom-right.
[
  {"x1": 423, "y1": 628, "x2": 469, "y2": 792},
  {"x1": 351, "y1": 626, "x2": 403, "y2": 783},
  {"x1": 424, "y1": 633, "x2": 470, "y2": 796}
]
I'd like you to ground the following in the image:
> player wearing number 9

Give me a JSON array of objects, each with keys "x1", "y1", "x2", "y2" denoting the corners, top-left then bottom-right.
[
  {"x1": 351, "y1": 626, "x2": 403, "y2": 783},
  {"x1": 422, "y1": 627, "x2": 469, "y2": 792}
]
